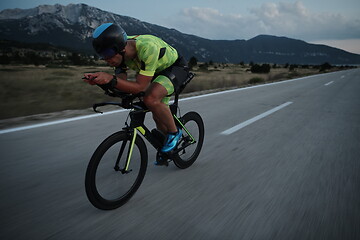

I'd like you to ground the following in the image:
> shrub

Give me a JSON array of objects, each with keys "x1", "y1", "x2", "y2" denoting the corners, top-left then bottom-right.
[
  {"x1": 188, "y1": 56, "x2": 198, "y2": 70},
  {"x1": 248, "y1": 77, "x2": 265, "y2": 84},
  {"x1": 289, "y1": 64, "x2": 297, "y2": 71},
  {"x1": 251, "y1": 64, "x2": 271, "y2": 73},
  {"x1": 198, "y1": 63, "x2": 209, "y2": 71},
  {"x1": 319, "y1": 62, "x2": 332, "y2": 72}
]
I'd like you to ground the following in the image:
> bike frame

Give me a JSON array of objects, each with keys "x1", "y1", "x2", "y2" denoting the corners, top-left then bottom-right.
[{"x1": 121, "y1": 104, "x2": 197, "y2": 171}]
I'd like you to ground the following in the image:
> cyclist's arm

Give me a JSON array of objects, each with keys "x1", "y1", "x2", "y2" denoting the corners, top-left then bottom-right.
[
  {"x1": 115, "y1": 72, "x2": 127, "y2": 81},
  {"x1": 114, "y1": 73, "x2": 152, "y2": 94},
  {"x1": 84, "y1": 71, "x2": 152, "y2": 94}
]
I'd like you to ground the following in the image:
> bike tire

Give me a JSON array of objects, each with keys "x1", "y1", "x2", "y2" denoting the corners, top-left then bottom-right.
[
  {"x1": 173, "y1": 112, "x2": 204, "y2": 169},
  {"x1": 85, "y1": 131, "x2": 148, "y2": 210}
]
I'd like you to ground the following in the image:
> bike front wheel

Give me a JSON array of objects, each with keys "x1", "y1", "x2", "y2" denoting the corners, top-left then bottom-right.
[
  {"x1": 85, "y1": 131, "x2": 148, "y2": 210},
  {"x1": 173, "y1": 111, "x2": 204, "y2": 169}
]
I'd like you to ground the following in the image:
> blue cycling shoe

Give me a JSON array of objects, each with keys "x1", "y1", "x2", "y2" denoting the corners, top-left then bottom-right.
[
  {"x1": 154, "y1": 152, "x2": 169, "y2": 166},
  {"x1": 161, "y1": 129, "x2": 182, "y2": 153},
  {"x1": 154, "y1": 157, "x2": 168, "y2": 166}
]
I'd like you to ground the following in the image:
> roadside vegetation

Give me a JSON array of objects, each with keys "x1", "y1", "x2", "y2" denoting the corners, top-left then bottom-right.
[{"x1": 0, "y1": 58, "x2": 356, "y2": 121}]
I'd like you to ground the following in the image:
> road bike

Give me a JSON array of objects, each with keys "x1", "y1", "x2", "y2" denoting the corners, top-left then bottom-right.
[{"x1": 85, "y1": 72, "x2": 204, "y2": 210}]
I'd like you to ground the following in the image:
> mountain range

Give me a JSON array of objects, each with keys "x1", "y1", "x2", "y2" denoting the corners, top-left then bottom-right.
[{"x1": 1, "y1": 3, "x2": 360, "y2": 65}]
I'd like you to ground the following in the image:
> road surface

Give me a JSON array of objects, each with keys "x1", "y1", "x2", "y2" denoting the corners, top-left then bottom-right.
[{"x1": 1, "y1": 69, "x2": 359, "y2": 239}]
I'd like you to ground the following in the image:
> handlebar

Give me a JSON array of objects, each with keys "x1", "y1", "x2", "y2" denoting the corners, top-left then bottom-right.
[
  {"x1": 92, "y1": 92, "x2": 147, "y2": 114},
  {"x1": 82, "y1": 76, "x2": 146, "y2": 113},
  {"x1": 92, "y1": 102, "x2": 122, "y2": 114}
]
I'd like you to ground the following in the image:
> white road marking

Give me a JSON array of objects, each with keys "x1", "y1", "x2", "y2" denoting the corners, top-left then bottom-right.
[
  {"x1": 221, "y1": 102, "x2": 293, "y2": 135},
  {"x1": 0, "y1": 109, "x2": 127, "y2": 135},
  {"x1": 325, "y1": 81, "x2": 334, "y2": 86}
]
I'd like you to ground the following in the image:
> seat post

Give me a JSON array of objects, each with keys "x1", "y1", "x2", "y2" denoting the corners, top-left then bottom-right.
[
  {"x1": 174, "y1": 92, "x2": 179, "y2": 106},
  {"x1": 170, "y1": 93, "x2": 179, "y2": 115}
]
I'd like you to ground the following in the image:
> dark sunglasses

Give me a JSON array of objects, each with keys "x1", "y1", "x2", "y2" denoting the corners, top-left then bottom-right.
[{"x1": 99, "y1": 48, "x2": 117, "y2": 60}]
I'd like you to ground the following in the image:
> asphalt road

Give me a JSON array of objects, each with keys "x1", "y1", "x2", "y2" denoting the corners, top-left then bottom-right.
[{"x1": 1, "y1": 69, "x2": 359, "y2": 240}]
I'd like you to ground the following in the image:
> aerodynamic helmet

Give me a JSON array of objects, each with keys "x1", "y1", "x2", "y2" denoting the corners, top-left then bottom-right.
[{"x1": 92, "y1": 23, "x2": 127, "y2": 59}]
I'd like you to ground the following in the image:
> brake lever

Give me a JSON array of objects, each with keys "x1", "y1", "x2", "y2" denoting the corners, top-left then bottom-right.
[
  {"x1": 93, "y1": 103, "x2": 104, "y2": 114},
  {"x1": 94, "y1": 108, "x2": 103, "y2": 114},
  {"x1": 82, "y1": 76, "x2": 94, "y2": 81}
]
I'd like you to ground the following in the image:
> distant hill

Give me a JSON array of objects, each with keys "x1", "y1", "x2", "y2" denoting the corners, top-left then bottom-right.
[{"x1": 1, "y1": 3, "x2": 359, "y2": 64}]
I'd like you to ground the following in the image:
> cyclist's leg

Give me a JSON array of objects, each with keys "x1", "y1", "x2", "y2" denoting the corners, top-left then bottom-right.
[
  {"x1": 151, "y1": 98, "x2": 171, "y2": 134},
  {"x1": 143, "y1": 76, "x2": 176, "y2": 134}
]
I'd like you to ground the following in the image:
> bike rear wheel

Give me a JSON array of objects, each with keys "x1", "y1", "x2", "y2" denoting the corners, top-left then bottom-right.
[
  {"x1": 85, "y1": 131, "x2": 147, "y2": 210},
  {"x1": 173, "y1": 111, "x2": 204, "y2": 169}
]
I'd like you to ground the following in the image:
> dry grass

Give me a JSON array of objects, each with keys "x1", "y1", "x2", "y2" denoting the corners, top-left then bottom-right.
[
  {"x1": 0, "y1": 64, "x2": 329, "y2": 120},
  {"x1": 0, "y1": 65, "x2": 112, "y2": 119},
  {"x1": 183, "y1": 64, "x2": 319, "y2": 93}
]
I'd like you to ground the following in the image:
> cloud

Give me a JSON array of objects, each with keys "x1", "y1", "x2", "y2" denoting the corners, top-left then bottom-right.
[
  {"x1": 167, "y1": 1, "x2": 360, "y2": 42},
  {"x1": 250, "y1": 1, "x2": 360, "y2": 40},
  {"x1": 170, "y1": 7, "x2": 256, "y2": 40}
]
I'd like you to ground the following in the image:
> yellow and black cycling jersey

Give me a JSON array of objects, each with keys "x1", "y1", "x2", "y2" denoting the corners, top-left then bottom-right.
[{"x1": 123, "y1": 35, "x2": 178, "y2": 77}]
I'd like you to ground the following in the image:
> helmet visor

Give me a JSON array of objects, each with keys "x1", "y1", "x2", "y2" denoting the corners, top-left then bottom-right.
[{"x1": 99, "y1": 48, "x2": 117, "y2": 60}]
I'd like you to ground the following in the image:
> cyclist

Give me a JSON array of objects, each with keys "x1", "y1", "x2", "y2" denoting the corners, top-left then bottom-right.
[{"x1": 84, "y1": 23, "x2": 189, "y2": 154}]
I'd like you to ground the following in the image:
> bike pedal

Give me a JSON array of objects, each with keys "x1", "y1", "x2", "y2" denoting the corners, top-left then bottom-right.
[
  {"x1": 155, "y1": 152, "x2": 171, "y2": 166},
  {"x1": 154, "y1": 159, "x2": 169, "y2": 167}
]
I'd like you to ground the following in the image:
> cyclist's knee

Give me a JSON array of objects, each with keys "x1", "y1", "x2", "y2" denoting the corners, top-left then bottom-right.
[{"x1": 143, "y1": 94, "x2": 160, "y2": 109}]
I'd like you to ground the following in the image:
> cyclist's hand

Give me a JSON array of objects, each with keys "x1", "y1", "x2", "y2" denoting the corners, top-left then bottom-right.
[
  {"x1": 84, "y1": 72, "x2": 112, "y2": 85},
  {"x1": 83, "y1": 73, "x2": 97, "y2": 85}
]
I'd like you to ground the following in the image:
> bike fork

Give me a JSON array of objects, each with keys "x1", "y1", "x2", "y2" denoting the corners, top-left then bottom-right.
[{"x1": 115, "y1": 128, "x2": 137, "y2": 174}]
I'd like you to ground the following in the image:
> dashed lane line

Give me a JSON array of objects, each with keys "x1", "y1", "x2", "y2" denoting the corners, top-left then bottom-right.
[{"x1": 221, "y1": 102, "x2": 293, "y2": 135}]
